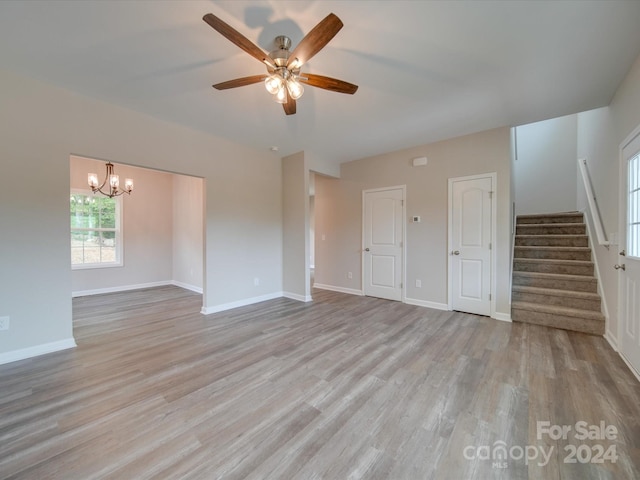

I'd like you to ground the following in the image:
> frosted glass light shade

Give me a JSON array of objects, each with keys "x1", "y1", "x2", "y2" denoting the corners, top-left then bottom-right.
[
  {"x1": 265, "y1": 75, "x2": 283, "y2": 94},
  {"x1": 287, "y1": 79, "x2": 304, "y2": 100}
]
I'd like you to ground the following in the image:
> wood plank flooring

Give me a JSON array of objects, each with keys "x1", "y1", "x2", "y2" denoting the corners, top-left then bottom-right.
[{"x1": 1, "y1": 286, "x2": 639, "y2": 479}]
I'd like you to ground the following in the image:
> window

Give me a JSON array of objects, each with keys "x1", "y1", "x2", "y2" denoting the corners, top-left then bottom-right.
[
  {"x1": 629, "y1": 153, "x2": 640, "y2": 258},
  {"x1": 70, "y1": 191, "x2": 122, "y2": 268}
]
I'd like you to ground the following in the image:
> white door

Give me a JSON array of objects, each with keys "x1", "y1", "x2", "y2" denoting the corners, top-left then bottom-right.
[
  {"x1": 619, "y1": 129, "x2": 640, "y2": 376},
  {"x1": 363, "y1": 187, "x2": 404, "y2": 301},
  {"x1": 449, "y1": 175, "x2": 493, "y2": 316}
]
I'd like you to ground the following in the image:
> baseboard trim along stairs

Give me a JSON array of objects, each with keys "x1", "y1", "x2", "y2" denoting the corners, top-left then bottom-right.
[{"x1": 511, "y1": 212, "x2": 605, "y2": 335}]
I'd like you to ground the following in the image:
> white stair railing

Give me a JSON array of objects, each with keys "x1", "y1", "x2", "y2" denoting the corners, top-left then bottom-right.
[{"x1": 578, "y1": 158, "x2": 609, "y2": 247}]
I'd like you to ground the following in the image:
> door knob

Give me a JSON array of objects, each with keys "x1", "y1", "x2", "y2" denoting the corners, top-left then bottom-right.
[
  {"x1": 365, "y1": 248, "x2": 370, "y2": 252},
  {"x1": 451, "y1": 250, "x2": 460, "y2": 255},
  {"x1": 620, "y1": 250, "x2": 626, "y2": 256},
  {"x1": 614, "y1": 264, "x2": 626, "y2": 271}
]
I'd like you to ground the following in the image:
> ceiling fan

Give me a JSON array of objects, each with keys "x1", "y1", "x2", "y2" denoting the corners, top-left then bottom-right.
[{"x1": 203, "y1": 12, "x2": 358, "y2": 115}]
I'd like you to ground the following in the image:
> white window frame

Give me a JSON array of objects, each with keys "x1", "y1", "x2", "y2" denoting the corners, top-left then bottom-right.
[{"x1": 71, "y1": 189, "x2": 123, "y2": 269}]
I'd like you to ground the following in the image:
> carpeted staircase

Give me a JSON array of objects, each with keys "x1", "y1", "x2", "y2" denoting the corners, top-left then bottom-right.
[{"x1": 511, "y1": 212, "x2": 605, "y2": 335}]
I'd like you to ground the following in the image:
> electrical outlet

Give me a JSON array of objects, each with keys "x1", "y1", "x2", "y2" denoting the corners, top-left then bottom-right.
[
  {"x1": 254, "y1": 277, "x2": 260, "y2": 286},
  {"x1": 415, "y1": 279, "x2": 422, "y2": 288},
  {"x1": 347, "y1": 272, "x2": 353, "y2": 279},
  {"x1": 0, "y1": 316, "x2": 9, "y2": 331}
]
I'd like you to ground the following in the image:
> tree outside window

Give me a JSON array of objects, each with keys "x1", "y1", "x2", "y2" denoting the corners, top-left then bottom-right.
[{"x1": 70, "y1": 192, "x2": 122, "y2": 268}]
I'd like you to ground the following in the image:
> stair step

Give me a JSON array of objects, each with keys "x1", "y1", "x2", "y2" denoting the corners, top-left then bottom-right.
[
  {"x1": 516, "y1": 223, "x2": 586, "y2": 235},
  {"x1": 512, "y1": 285, "x2": 601, "y2": 311},
  {"x1": 512, "y1": 301, "x2": 604, "y2": 335},
  {"x1": 512, "y1": 271, "x2": 598, "y2": 293},
  {"x1": 513, "y1": 258, "x2": 594, "y2": 276},
  {"x1": 515, "y1": 235, "x2": 589, "y2": 247},
  {"x1": 514, "y1": 246, "x2": 591, "y2": 261},
  {"x1": 517, "y1": 212, "x2": 584, "y2": 224}
]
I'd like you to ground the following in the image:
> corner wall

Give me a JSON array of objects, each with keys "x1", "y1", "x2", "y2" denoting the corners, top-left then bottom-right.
[
  {"x1": 282, "y1": 151, "x2": 310, "y2": 301},
  {"x1": 315, "y1": 127, "x2": 512, "y2": 317},
  {"x1": 173, "y1": 174, "x2": 204, "y2": 293}
]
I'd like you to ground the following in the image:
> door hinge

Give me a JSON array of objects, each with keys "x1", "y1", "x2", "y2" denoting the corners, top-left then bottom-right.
[
  {"x1": 489, "y1": 242, "x2": 492, "y2": 250},
  {"x1": 489, "y1": 293, "x2": 492, "y2": 301},
  {"x1": 489, "y1": 191, "x2": 494, "y2": 199},
  {"x1": 401, "y1": 199, "x2": 404, "y2": 206},
  {"x1": 400, "y1": 241, "x2": 403, "y2": 247},
  {"x1": 400, "y1": 282, "x2": 403, "y2": 289}
]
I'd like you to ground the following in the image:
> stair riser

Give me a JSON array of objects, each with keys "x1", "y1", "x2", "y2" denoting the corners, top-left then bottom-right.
[
  {"x1": 512, "y1": 274, "x2": 598, "y2": 293},
  {"x1": 517, "y1": 216, "x2": 584, "y2": 225},
  {"x1": 516, "y1": 225, "x2": 586, "y2": 235},
  {"x1": 513, "y1": 262, "x2": 594, "y2": 276},
  {"x1": 512, "y1": 308, "x2": 604, "y2": 335},
  {"x1": 512, "y1": 291, "x2": 601, "y2": 311},
  {"x1": 514, "y1": 249, "x2": 591, "y2": 261},
  {"x1": 515, "y1": 236, "x2": 588, "y2": 247}
]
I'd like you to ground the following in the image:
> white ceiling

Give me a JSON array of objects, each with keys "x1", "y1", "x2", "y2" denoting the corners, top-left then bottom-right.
[{"x1": 1, "y1": 1, "x2": 640, "y2": 167}]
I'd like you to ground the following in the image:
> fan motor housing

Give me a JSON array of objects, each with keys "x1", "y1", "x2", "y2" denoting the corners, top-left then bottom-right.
[{"x1": 270, "y1": 35, "x2": 291, "y2": 67}]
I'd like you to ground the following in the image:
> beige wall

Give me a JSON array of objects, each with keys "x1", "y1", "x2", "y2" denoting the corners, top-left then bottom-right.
[
  {"x1": 577, "y1": 53, "x2": 640, "y2": 342},
  {"x1": 315, "y1": 127, "x2": 512, "y2": 317},
  {"x1": 0, "y1": 68, "x2": 282, "y2": 360},
  {"x1": 515, "y1": 114, "x2": 578, "y2": 215}
]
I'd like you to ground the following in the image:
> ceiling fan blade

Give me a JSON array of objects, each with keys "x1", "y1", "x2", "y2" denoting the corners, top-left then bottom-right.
[
  {"x1": 203, "y1": 14, "x2": 274, "y2": 67},
  {"x1": 283, "y1": 90, "x2": 297, "y2": 115},
  {"x1": 287, "y1": 13, "x2": 343, "y2": 68},
  {"x1": 300, "y1": 73, "x2": 358, "y2": 94},
  {"x1": 213, "y1": 75, "x2": 267, "y2": 90}
]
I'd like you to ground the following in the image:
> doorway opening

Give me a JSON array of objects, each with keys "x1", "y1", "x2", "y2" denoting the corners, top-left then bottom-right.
[{"x1": 69, "y1": 155, "x2": 205, "y2": 303}]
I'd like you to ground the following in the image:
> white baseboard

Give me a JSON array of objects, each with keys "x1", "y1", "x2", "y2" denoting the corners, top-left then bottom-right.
[
  {"x1": 72, "y1": 280, "x2": 173, "y2": 297},
  {"x1": 403, "y1": 297, "x2": 449, "y2": 310},
  {"x1": 201, "y1": 292, "x2": 284, "y2": 315},
  {"x1": 171, "y1": 281, "x2": 203, "y2": 294},
  {"x1": 73, "y1": 280, "x2": 204, "y2": 297},
  {"x1": 619, "y1": 351, "x2": 640, "y2": 383},
  {"x1": 492, "y1": 312, "x2": 512, "y2": 322},
  {"x1": 0, "y1": 338, "x2": 76, "y2": 365},
  {"x1": 313, "y1": 283, "x2": 364, "y2": 296},
  {"x1": 283, "y1": 292, "x2": 313, "y2": 302}
]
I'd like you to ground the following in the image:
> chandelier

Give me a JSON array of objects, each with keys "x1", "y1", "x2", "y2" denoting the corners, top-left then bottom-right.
[
  {"x1": 87, "y1": 162, "x2": 133, "y2": 198},
  {"x1": 263, "y1": 35, "x2": 304, "y2": 103}
]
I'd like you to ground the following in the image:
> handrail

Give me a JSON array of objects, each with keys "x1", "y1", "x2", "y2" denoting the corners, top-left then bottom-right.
[{"x1": 578, "y1": 158, "x2": 609, "y2": 247}]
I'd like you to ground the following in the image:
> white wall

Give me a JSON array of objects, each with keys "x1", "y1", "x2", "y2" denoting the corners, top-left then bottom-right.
[
  {"x1": 515, "y1": 114, "x2": 578, "y2": 215},
  {"x1": 577, "y1": 53, "x2": 640, "y2": 342},
  {"x1": 173, "y1": 174, "x2": 204, "y2": 293},
  {"x1": 0, "y1": 68, "x2": 282, "y2": 361},
  {"x1": 314, "y1": 127, "x2": 512, "y2": 317}
]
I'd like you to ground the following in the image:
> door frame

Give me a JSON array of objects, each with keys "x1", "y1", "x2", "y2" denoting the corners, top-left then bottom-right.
[
  {"x1": 447, "y1": 172, "x2": 498, "y2": 317},
  {"x1": 361, "y1": 185, "x2": 406, "y2": 302},
  {"x1": 617, "y1": 123, "x2": 640, "y2": 381}
]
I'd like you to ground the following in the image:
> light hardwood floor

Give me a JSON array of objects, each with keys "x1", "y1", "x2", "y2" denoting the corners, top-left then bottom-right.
[{"x1": 1, "y1": 286, "x2": 639, "y2": 479}]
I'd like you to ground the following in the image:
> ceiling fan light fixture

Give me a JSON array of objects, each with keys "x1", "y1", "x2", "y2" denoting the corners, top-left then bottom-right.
[
  {"x1": 286, "y1": 78, "x2": 304, "y2": 100},
  {"x1": 204, "y1": 12, "x2": 357, "y2": 115}
]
